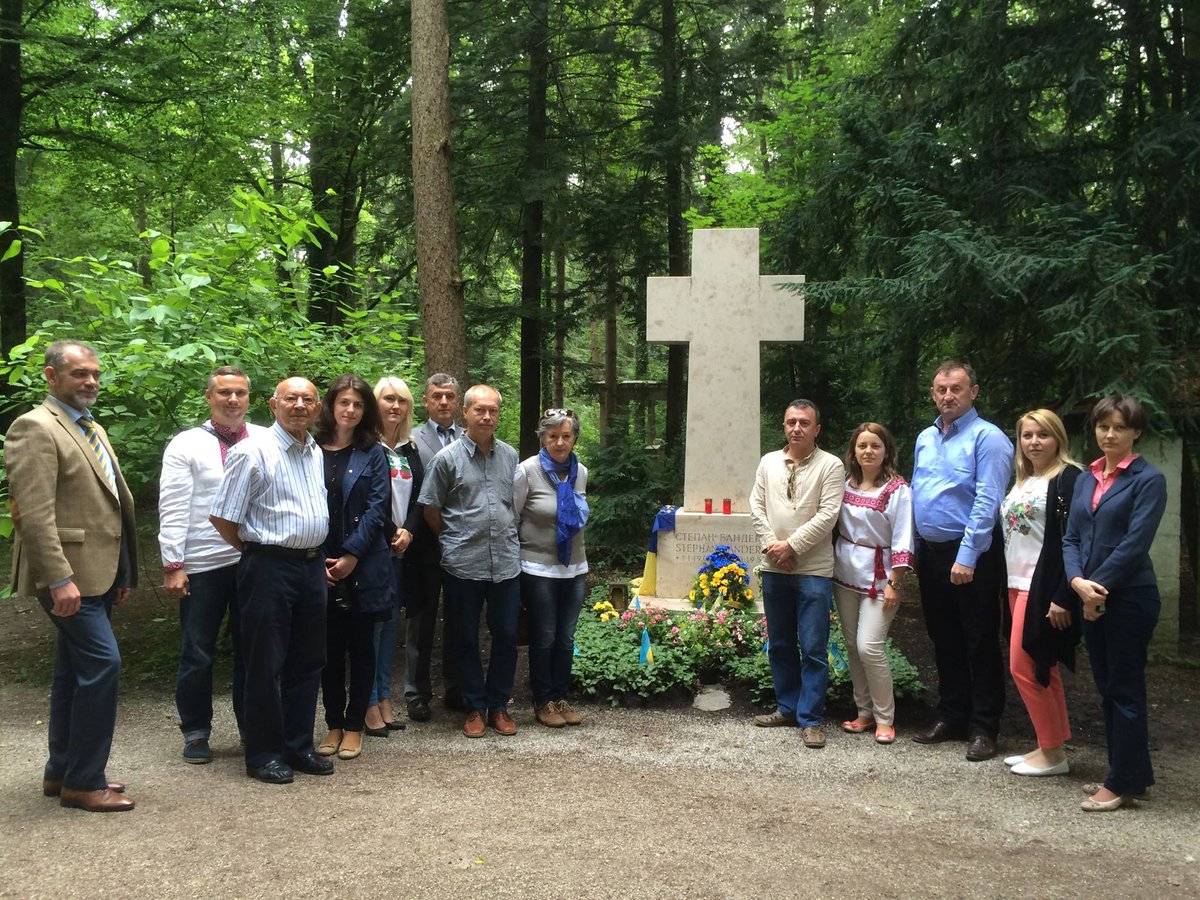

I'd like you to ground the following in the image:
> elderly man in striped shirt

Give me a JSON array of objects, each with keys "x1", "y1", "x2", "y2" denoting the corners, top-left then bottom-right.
[{"x1": 211, "y1": 376, "x2": 332, "y2": 785}]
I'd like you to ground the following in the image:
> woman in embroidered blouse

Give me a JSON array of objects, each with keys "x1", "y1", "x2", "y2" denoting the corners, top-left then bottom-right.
[
  {"x1": 999, "y1": 409, "x2": 1081, "y2": 778},
  {"x1": 513, "y1": 408, "x2": 589, "y2": 729},
  {"x1": 362, "y1": 376, "x2": 424, "y2": 735},
  {"x1": 832, "y1": 423, "x2": 914, "y2": 745},
  {"x1": 1064, "y1": 394, "x2": 1166, "y2": 812}
]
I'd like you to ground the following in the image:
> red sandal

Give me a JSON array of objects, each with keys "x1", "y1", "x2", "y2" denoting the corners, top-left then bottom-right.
[{"x1": 841, "y1": 718, "x2": 875, "y2": 734}]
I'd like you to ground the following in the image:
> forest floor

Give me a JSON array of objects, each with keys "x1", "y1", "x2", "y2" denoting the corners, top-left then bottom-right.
[{"x1": 1, "y1": 586, "x2": 1198, "y2": 898}]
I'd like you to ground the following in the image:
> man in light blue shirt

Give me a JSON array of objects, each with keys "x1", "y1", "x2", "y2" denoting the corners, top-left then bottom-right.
[{"x1": 911, "y1": 361, "x2": 1013, "y2": 762}]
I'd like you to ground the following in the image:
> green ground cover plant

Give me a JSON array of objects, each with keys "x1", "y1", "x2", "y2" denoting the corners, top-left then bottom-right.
[{"x1": 573, "y1": 586, "x2": 923, "y2": 707}]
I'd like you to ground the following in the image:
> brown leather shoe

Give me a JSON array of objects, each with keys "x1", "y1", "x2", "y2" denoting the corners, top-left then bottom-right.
[
  {"x1": 753, "y1": 711, "x2": 797, "y2": 728},
  {"x1": 59, "y1": 787, "x2": 136, "y2": 812},
  {"x1": 463, "y1": 710, "x2": 486, "y2": 738},
  {"x1": 555, "y1": 700, "x2": 582, "y2": 726},
  {"x1": 43, "y1": 778, "x2": 125, "y2": 797},
  {"x1": 801, "y1": 725, "x2": 826, "y2": 748},
  {"x1": 535, "y1": 702, "x2": 566, "y2": 728},
  {"x1": 489, "y1": 710, "x2": 518, "y2": 736},
  {"x1": 965, "y1": 733, "x2": 997, "y2": 762}
]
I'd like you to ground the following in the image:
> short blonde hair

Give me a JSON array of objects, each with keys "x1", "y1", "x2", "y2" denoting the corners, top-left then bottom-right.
[
  {"x1": 374, "y1": 376, "x2": 414, "y2": 443},
  {"x1": 1013, "y1": 408, "x2": 1079, "y2": 484}
]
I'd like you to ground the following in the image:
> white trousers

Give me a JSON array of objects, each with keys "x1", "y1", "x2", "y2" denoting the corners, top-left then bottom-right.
[{"x1": 833, "y1": 584, "x2": 898, "y2": 726}]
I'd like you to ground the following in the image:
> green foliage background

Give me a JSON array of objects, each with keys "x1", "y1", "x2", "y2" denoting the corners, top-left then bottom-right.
[{"x1": 2, "y1": 0, "x2": 1198, "y2": 572}]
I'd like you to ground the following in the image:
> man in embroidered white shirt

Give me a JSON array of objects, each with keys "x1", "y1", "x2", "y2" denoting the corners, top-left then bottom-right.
[{"x1": 158, "y1": 366, "x2": 266, "y2": 765}]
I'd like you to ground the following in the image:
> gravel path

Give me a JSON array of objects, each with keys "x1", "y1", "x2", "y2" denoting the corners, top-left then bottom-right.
[{"x1": 1, "y1": 680, "x2": 1197, "y2": 899}]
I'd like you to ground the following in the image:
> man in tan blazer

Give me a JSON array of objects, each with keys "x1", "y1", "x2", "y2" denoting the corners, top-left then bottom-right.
[{"x1": 6, "y1": 340, "x2": 138, "y2": 812}]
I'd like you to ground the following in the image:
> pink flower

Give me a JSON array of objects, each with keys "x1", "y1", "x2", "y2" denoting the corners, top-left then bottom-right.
[{"x1": 671, "y1": 626, "x2": 680, "y2": 634}]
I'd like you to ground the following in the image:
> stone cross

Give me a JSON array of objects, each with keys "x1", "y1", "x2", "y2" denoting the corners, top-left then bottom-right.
[{"x1": 646, "y1": 228, "x2": 804, "y2": 513}]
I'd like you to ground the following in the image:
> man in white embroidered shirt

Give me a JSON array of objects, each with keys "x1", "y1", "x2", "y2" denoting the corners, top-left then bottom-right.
[
  {"x1": 749, "y1": 399, "x2": 844, "y2": 749},
  {"x1": 210, "y1": 377, "x2": 331, "y2": 785},
  {"x1": 159, "y1": 366, "x2": 266, "y2": 765}
]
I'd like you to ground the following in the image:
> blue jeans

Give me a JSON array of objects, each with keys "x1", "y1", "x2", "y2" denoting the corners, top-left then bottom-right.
[
  {"x1": 1082, "y1": 584, "x2": 1160, "y2": 795},
  {"x1": 40, "y1": 587, "x2": 121, "y2": 791},
  {"x1": 522, "y1": 573, "x2": 585, "y2": 706},
  {"x1": 175, "y1": 564, "x2": 246, "y2": 742},
  {"x1": 369, "y1": 557, "x2": 406, "y2": 706},
  {"x1": 761, "y1": 572, "x2": 832, "y2": 726},
  {"x1": 443, "y1": 573, "x2": 519, "y2": 713}
]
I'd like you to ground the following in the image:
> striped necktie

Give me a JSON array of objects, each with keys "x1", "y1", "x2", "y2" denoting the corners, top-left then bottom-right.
[
  {"x1": 437, "y1": 425, "x2": 451, "y2": 448},
  {"x1": 79, "y1": 417, "x2": 118, "y2": 492}
]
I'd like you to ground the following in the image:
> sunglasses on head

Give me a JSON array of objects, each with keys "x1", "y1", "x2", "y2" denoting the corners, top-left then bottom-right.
[{"x1": 542, "y1": 408, "x2": 576, "y2": 419}]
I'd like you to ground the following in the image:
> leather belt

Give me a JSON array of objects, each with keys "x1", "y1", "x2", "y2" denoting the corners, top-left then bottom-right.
[{"x1": 243, "y1": 542, "x2": 322, "y2": 560}]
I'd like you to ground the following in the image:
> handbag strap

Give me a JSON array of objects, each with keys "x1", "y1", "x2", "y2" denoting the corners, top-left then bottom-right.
[{"x1": 1054, "y1": 468, "x2": 1069, "y2": 533}]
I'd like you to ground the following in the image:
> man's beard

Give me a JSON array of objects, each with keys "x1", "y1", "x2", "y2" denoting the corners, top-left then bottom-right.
[{"x1": 70, "y1": 389, "x2": 98, "y2": 409}]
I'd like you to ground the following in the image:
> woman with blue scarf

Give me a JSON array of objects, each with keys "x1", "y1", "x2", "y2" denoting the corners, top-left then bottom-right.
[{"x1": 513, "y1": 408, "x2": 590, "y2": 728}]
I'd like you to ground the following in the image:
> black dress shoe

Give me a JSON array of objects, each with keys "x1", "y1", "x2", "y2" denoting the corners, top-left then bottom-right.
[
  {"x1": 289, "y1": 752, "x2": 335, "y2": 776},
  {"x1": 364, "y1": 725, "x2": 389, "y2": 737},
  {"x1": 247, "y1": 760, "x2": 294, "y2": 784},
  {"x1": 384, "y1": 719, "x2": 406, "y2": 731},
  {"x1": 912, "y1": 721, "x2": 968, "y2": 744},
  {"x1": 965, "y1": 734, "x2": 998, "y2": 762},
  {"x1": 408, "y1": 698, "x2": 432, "y2": 721}
]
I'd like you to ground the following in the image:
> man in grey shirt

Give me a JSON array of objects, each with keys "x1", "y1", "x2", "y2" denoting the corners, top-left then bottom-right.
[{"x1": 418, "y1": 384, "x2": 521, "y2": 738}]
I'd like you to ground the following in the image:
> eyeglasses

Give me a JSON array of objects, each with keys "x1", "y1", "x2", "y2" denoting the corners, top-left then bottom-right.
[
  {"x1": 278, "y1": 395, "x2": 318, "y2": 407},
  {"x1": 542, "y1": 408, "x2": 576, "y2": 419}
]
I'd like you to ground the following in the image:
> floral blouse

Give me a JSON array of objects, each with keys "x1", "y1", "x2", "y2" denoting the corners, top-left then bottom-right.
[{"x1": 1000, "y1": 475, "x2": 1048, "y2": 591}]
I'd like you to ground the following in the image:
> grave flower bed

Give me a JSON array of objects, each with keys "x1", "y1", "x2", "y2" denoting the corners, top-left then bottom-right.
[{"x1": 573, "y1": 587, "x2": 922, "y2": 707}]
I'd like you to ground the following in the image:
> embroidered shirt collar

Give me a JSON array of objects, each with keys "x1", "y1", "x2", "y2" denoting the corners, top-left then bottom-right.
[{"x1": 210, "y1": 419, "x2": 249, "y2": 444}]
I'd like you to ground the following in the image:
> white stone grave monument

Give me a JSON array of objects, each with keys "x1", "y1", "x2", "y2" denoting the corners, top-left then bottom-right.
[{"x1": 640, "y1": 228, "x2": 803, "y2": 607}]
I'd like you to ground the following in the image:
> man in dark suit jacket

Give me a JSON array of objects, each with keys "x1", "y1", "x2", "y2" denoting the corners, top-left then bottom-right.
[
  {"x1": 404, "y1": 373, "x2": 463, "y2": 719},
  {"x1": 6, "y1": 340, "x2": 138, "y2": 812}
]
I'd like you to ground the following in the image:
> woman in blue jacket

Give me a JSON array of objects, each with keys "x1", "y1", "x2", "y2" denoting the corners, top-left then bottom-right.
[
  {"x1": 1063, "y1": 394, "x2": 1167, "y2": 812},
  {"x1": 313, "y1": 374, "x2": 395, "y2": 761}
]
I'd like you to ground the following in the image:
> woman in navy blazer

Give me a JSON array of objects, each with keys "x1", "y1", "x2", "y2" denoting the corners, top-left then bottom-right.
[
  {"x1": 313, "y1": 374, "x2": 395, "y2": 761},
  {"x1": 1062, "y1": 394, "x2": 1167, "y2": 812}
]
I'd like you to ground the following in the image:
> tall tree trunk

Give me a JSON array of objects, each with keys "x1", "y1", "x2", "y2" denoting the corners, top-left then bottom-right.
[
  {"x1": 305, "y1": 0, "x2": 361, "y2": 327},
  {"x1": 602, "y1": 255, "x2": 618, "y2": 442},
  {"x1": 519, "y1": 0, "x2": 549, "y2": 459},
  {"x1": 661, "y1": 0, "x2": 687, "y2": 452},
  {"x1": 134, "y1": 204, "x2": 152, "y2": 286},
  {"x1": 553, "y1": 246, "x2": 565, "y2": 407},
  {"x1": 411, "y1": 0, "x2": 467, "y2": 384},
  {"x1": 0, "y1": 0, "x2": 24, "y2": 433}
]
